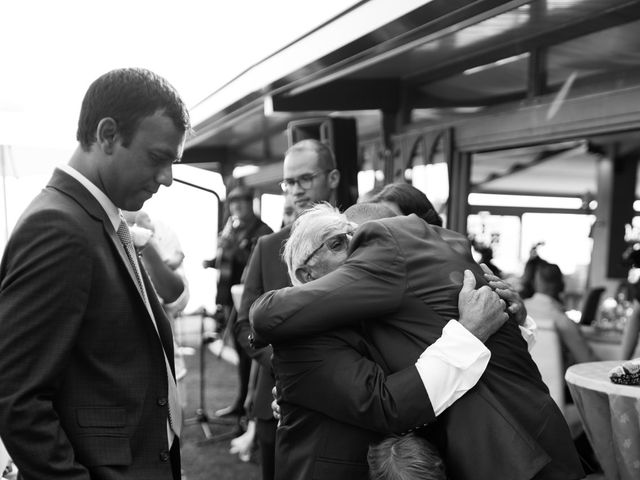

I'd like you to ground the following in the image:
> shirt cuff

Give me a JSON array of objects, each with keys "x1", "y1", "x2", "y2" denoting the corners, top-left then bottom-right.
[
  {"x1": 415, "y1": 320, "x2": 490, "y2": 416},
  {"x1": 519, "y1": 315, "x2": 537, "y2": 352}
]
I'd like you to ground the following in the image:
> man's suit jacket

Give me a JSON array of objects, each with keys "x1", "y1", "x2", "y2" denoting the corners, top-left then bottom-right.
[
  {"x1": 273, "y1": 328, "x2": 434, "y2": 480},
  {"x1": 0, "y1": 169, "x2": 178, "y2": 480},
  {"x1": 252, "y1": 215, "x2": 584, "y2": 480},
  {"x1": 234, "y1": 226, "x2": 291, "y2": 420}
]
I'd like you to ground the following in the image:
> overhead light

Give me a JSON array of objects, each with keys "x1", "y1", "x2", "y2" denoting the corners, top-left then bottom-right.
[
  {"x1": 233, "y1": 165, "x2": 260, "y2": 178},
  {"x1": 463, "y1": 53, "x2": 529, "y2": 76},
  {"x1": 263, "y1": 96, "x2": 274, "y2": 116},
  {"x1": 469, "y1": 193, "x2": 583, "y2": 209}
]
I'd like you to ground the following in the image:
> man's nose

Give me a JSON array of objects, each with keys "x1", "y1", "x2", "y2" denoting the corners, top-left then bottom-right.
[{"x1": 156, "y1": 164, "x2": 173, "y2": 187}]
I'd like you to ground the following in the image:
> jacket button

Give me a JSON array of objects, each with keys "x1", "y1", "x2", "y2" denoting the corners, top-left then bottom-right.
[
  {"x1": 159, "y1": 450, "x2": 170, "y2": 462},
  {"x1": 157, "y1": 397, "x2": 168, "y2": 406}
]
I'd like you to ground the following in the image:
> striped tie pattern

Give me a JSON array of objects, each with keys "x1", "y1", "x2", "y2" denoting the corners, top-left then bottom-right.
[
  {"x1": 116, "y1": 220, "x2": 146, "y2": 297},
  {"x1": 117, "y1": 219, "x2": 182, "y2": 437}
]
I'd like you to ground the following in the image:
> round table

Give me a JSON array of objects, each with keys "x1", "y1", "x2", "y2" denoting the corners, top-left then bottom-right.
[{"x1": 565, "y1": 361, "x2": 640, "y2": 480}]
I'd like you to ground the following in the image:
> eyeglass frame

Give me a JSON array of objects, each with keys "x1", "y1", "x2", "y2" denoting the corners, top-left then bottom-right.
[
  {"x1": 279, "y1": 169, "x2": 333, "y2": 192},
  {"x1": 302, "y1": 232, "x2": 353, "y2": 266}
]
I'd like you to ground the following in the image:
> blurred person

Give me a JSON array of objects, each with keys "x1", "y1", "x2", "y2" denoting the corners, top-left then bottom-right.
[
  {"x1": 470, "y1": 238, "x2": 502, "y2": 278},
  {"x1": 620, "y1": 243, "x2": 640, "y2": 360},
  {"x1": 124, "y1": 210, "x2": 191, "y2": 400},
  {"x1": 124, "y1": 210, "x2": 189, "y2": 314},
  {"x1": 252, "y1": 203, "x2": 584, "y2": 480},
  {"x1": 0, "y1": 438, "x2": 10, "y2": 479},
  {"x1": 519, "y1": 242, "x2": 545, "y2": 299},
  {"x1": 202, "y1": 185, "x2": 272, "y2": 417},
  {"x1": 281, "y1": 192, "x2": 296, "y2": 228},
  {"x1": 368, "y1": 433, "x2": 447, "y2": 480},
  {"x1": 234, "y1": 139, "x2": 341, "y2": 480},
  {"x1": 124, "y1": 210, "x2": 191, "y2": 480},
  {"x1": 526, "y1": 261, "x2": 599, "y2": 368},
  {"x1": 524, "y1": 260, "x2": 601, "y2": 475},
  {"x1": 0, "y1": 68, "x2": 189, "y2": 480}
]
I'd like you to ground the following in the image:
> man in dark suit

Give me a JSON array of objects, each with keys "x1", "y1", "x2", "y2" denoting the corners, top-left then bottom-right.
[
  {"x1": 0, "y1": 68, "x2": 190, "y2": 480},
  {"x1": 267, "y1": 268, "x2": 508, "y2": 480},
  {"x1": 252, "y1": 204, "x2": 584, "y2": 480},
  {"x1": 234, "y1": 139, "x2": 341, "y2": 480}
]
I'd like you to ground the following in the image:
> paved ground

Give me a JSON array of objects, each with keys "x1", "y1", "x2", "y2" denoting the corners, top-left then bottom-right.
[{"x1": 176, "y1": 314, "x2": 260, "y2": 480}]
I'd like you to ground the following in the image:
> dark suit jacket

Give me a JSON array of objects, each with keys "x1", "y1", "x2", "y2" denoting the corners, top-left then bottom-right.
[
  {"x1": 252, "y1": 215, "x2": 584, "y2": 480},
  {"x1": 234, "y1": 226, "x2": 291, "y2": 420},
  {"x1": 0, "y1": 169, "x2": 178, "y2": 480},
  {"x1": 273, "y1": 328, "x2": 434, "y2": 480}
]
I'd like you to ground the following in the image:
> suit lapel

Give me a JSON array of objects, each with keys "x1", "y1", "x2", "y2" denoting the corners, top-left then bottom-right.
[{"x1": 47, "y1": 168, "x2": 161, "y2": 329}]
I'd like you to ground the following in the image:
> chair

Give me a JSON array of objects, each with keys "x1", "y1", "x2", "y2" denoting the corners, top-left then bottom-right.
[
  {"x1": 579, "y1": 287, "x2": 605, "y2": 325},
  {"x1": 530, "y1": 319, "x2": 565, "y2": 408},
  {"x1": 530, "y1": 320, "x2": 583, "y2": 438}
]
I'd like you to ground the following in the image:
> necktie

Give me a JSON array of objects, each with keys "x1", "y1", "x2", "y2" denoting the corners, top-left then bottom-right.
[
  {"x1": 117, "y1": 220, "x2": 147, "y2": 299},
  {"x1": 117, "y1": 219, "x2": 182, "y2": 438}
]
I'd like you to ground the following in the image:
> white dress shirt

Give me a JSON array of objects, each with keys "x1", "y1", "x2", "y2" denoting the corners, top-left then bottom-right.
[{"x1": 415, "y1": 316, "x2": 537, "y2": 416}]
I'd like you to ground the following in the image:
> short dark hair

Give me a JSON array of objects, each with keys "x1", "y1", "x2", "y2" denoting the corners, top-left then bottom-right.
[
  {"x1": 535, "y1": 260, "x2": 565, "y2": 297},
  {"x1": 373, "y1": 183, "x2": 442, "y2": 226},
  {"x1": 76, "y1": 68, "x2": 190, "y2": 151},
  {"x1": 344, "y1": 202, "x2": 397, "y2": 224},
  {"x1": 368, "y1": 434, "x2": 447, "y2": 480}
]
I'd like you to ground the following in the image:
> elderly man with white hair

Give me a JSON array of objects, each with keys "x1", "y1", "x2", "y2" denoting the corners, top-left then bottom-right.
[{"x1": 252, "y1": 203, "x2": 584, "y2": 480}]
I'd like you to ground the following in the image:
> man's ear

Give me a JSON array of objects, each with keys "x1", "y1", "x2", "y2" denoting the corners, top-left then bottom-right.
[
  {"x1": 327, "y1": 168, "x2": 340, "y2": 190},
  {"x1": 295, "y1": 267, "x2": 313, "y2": 285},
  {"x1": 96, "y1": 117, "x2": 118, "y2": 154}
]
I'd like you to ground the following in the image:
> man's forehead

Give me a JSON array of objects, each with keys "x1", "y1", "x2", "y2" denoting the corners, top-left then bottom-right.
[
  {"x1": 135, "y1": 113, "x2": 185, "y2": 158},
  {"x1": 283, "y1": 149, "x2": 319, "y2": 176}
]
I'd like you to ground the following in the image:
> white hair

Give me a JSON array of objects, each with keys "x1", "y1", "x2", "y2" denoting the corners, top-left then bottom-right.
[{"x1": 282, "y1": 203, "x2": 351, "y2": 285}]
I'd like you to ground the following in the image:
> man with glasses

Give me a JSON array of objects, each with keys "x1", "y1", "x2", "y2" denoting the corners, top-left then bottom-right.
[
  {"x1": 233, "y1": 139, "x2": 340, "y2": 480},
  {"x1": 252, "y1": 203, "x2": 584, "y2": 480}
]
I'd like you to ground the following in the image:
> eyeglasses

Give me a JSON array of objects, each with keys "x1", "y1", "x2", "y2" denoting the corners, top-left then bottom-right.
[
  {"x1": 280, "y1": 170, "x2": 331, "y2": 192},
  {"x1": 303, "y1": 232, "x2": 352, "y2": 266}
]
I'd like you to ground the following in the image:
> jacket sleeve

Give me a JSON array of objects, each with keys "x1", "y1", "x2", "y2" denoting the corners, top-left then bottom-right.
[
  {"x1": 233, "y1": 237, "x2": 273, "y2": 368},
  {"x1": 0, "y1": 209, "x2": 92, "y2": 480},
  {"x1": 251, "y1": 221, "x2": 406, "y2": 345},
  {"x1": 274, "y1": 334, "x2": 435, "y2": 433}
]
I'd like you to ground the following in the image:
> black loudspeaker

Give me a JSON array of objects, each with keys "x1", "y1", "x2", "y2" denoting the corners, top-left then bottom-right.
[{"x1": 287, "y1": 117, "x2": 359, "y2": 210}]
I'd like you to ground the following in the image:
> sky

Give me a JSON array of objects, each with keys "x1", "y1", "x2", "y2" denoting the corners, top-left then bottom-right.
[
  {"x1": 0, "y1": 0, "x2": 360, "y2": 310},
  {"x1": 0, "y1": 0, "x2": 359, "y2": 159}
]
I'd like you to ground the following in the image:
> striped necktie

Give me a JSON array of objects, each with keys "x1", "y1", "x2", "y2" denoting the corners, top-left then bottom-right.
[{"x1": 117, "y1": 219, "x2": 182, "y2": 438}]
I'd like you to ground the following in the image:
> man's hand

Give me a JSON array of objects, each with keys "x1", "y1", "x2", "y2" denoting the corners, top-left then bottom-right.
[
  {"x1": 271, "y1": 386, "x2": 281, "y2": 421},
  {"x1": 458, "y1": 270, "x2": 509, "y2": 343},
  {"x1": 479, "y1": 263, "x2": 528, "y2": 326}
]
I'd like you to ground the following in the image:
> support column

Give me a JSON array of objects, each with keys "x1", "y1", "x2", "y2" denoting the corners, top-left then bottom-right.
[
  {"x1": 448, "y1": 150, "x2": 471, "y2": 234},
  {"x1": 590, "y1": 147, "x2": 638, "y2": 289}
]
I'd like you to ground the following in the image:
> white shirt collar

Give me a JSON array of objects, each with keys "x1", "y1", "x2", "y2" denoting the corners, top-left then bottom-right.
[{"x1": 58, "y1": 164, "x2": 121, "y2": 231}]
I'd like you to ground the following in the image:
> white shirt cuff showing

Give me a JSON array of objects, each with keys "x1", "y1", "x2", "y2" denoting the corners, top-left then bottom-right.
[
  {"x1": 415, "y1": 320, "x2": 490, "y2": 416},
  {"x1": 519, "y1": 315, "x2": 537, "y2": 352}
]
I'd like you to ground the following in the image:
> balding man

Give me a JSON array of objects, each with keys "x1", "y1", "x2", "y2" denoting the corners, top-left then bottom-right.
[{"x1": 252, "y1": 203, "x2": 584, "y2": 480}]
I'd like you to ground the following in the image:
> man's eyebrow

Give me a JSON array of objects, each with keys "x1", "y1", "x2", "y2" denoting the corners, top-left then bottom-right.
[{"x1": 151, "y1": 148, "x2": 181, "y2": 163}]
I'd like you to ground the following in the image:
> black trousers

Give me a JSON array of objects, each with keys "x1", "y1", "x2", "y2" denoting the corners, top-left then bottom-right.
[{"x1": 256, "y1": 417, "x2": 278, "y2": 480}]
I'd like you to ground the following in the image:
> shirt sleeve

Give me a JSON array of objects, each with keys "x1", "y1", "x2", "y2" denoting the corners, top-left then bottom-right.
[
  {"x1": 415, "y1": 320, "x2": 490, "y2": 416},
  {"x1": 518, "y1": 315, "x2": 537, "y2": 352}
]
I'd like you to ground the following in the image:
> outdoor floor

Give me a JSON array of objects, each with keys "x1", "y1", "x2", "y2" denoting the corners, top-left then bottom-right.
[{"x1": 176, "y1": 314, "x2": 260, "y2": 480}]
